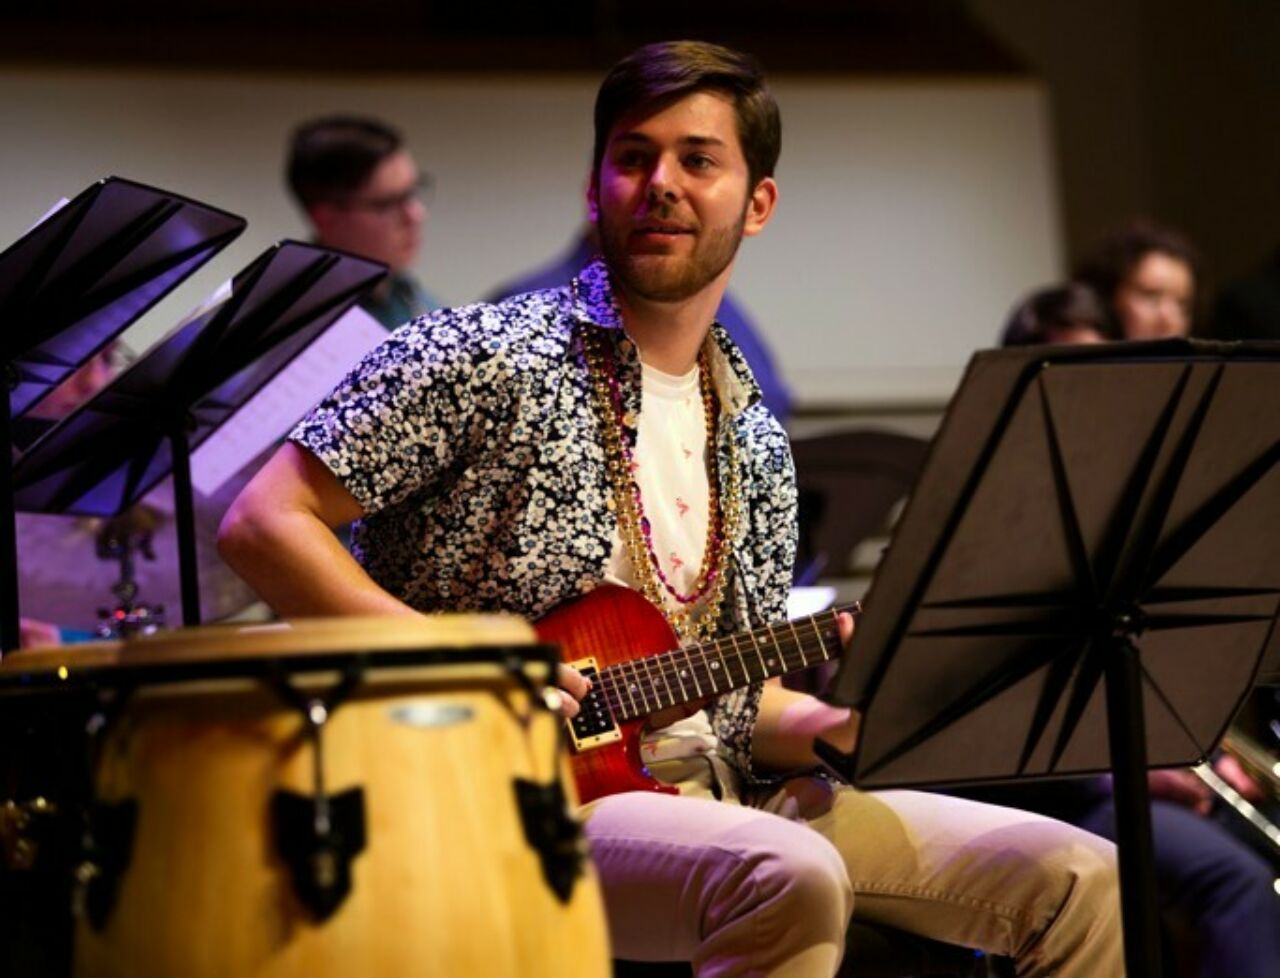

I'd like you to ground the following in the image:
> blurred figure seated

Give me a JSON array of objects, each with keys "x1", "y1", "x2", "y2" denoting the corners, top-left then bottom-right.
[
  {"x1": 1074, "y1": 219, "x2": 1200, "y2": 340},
  {"x1": 999, "y1": 281, "x2": 1108, "y2": 347}
]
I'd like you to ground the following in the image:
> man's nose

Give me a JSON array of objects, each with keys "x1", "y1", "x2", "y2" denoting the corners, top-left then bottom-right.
[
  {"x1": 403, "y1": 197, "x2": 428, "y2": 225},
  {"x1": 646, "y1": 158, "x2": 680, "y2": 203}
]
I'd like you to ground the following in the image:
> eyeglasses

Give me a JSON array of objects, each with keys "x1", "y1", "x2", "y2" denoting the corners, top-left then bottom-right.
[{"x1": 337, "y1": 173, "x2": 434, "y2": 216}]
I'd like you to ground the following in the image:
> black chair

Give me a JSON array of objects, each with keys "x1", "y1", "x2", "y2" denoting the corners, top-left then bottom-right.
[
  {"x1": 792, "y1": 428, "x2": 930, "y2": 586},
  {"x1": 789, "y1": 428, "x2": 930, "y2": 701}
]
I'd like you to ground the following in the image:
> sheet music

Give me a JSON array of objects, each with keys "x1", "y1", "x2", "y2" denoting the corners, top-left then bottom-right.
[{"x1": 190, "y1": 305, "x2": 387, "y2": 496}]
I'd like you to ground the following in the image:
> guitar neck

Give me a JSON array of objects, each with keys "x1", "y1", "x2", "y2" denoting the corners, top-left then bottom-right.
[{"x1": 596, "y1": 605, "x2": 856, "y2": 723}]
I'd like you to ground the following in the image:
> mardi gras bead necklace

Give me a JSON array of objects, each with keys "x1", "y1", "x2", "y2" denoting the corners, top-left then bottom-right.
[{"x1": 582, "y1": 327, "x2": 740, "y2": 643}]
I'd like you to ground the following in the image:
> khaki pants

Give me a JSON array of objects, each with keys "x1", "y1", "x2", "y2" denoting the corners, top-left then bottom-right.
[{"x1": 581, "y1": 771, "x2": 1123, "y2": 977}]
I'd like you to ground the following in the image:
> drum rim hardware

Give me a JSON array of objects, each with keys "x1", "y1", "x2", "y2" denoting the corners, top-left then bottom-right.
[{"x1": 267, "y1": 659, "x2": 369, "y2": 922}]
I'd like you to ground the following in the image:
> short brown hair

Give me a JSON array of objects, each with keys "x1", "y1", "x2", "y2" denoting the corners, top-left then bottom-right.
[
  {"x1": 287, "y1": 115, "x2": 404, "y2": 208},
  {"x1": 1000, "y1": 282, "x2": 1109, "y2": 346},
  {"x1": 593, "y1": 40, "x2": 781, "y2": 190}
]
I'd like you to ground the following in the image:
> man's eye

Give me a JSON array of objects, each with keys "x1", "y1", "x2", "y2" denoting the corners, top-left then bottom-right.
[
  {"x1": 685, "y1": 154, "x2": 714, "y2": 170},
  {"x1": 615, "y1": 150, "x2": 648, "y2": 168}
]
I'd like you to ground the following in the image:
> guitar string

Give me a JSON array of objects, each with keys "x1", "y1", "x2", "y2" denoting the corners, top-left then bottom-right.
[
  {"x1": 593, "y1": 611, "x2": 840, "y2": 707},
  {"x1": 591, "y1": 637, "x2": 831, "y2": 720},
  {"x1": 584, "y1": 610, "x2": 850, "y2": 720},
  {"x1": 581, "y1": 606, "x2": 849, "y2": 713}
]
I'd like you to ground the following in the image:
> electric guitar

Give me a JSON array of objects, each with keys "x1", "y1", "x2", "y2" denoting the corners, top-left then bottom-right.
[{"x1": 535, "y1": 585, "x2": 857, "y2": 804}]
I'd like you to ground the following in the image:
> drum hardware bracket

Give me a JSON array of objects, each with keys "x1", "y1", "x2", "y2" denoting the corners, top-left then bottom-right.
[
  {"x1": 271, "y1": 787, "x2": 366, "y2": 921},
  {"x1": 74, "y1": 798, "x2": 138, "y2": 931},
  {"x1": 266, "y1": 661, "x2": 368, "y2": 921},
  {"x1": 74, "y1": 690, "x2": 139, "y2": 930},
  {"x1": 513, "y1": 777, "x2": 585, "y2": 904},
  {"x1": 502, "y1": 652, "x2": 586, "y2": 903}
]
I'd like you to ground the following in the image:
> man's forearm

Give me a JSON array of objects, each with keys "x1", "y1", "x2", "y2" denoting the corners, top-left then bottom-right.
[
  {"x1": 751, "y1": 682, "x2": 861, "y2": 772},
  {"x1": 218, "y1": 503, "x2": 414, "y2": 620}
]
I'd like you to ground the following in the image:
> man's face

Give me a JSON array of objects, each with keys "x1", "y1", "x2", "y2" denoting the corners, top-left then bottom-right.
[
  {"x1": 309, "y1": 149, "x2": 427, "y2": 271},
  {"x1": 589, "y1": 91, "x2": 776, "y2": 304},
  {"x1": 1114, "y1": 251, "x2": 1195, "y2": 339}
]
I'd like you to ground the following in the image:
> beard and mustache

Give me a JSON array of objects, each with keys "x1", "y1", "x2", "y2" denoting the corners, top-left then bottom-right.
[{"x1": 597, "y1": 198, "x2": 748, "y2": 304}]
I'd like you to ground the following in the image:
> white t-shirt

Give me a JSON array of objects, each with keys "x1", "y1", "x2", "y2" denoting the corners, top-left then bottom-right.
[{"x1": 604, "y1": 359, "x2": 719, "y2": 763}]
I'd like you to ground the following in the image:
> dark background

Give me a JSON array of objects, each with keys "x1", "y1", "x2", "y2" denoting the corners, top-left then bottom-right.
[{"x1": 2, "y1": 0, "x2": 1276, "y2": 292}]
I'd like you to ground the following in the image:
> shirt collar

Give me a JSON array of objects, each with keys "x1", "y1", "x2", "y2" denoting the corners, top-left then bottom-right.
[{"x1": 567, "y1": 257, "x2": 763, "y2": 418}]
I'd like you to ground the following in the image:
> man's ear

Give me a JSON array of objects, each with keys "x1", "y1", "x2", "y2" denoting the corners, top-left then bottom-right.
[
  {"x1": 307, "y1": 201, "x2": 337, "y2": 236},
  {"x1": 586, "y1": 172, "x2": 600, "y2": 224},
  {"x1": 742, "y1": 177, "x2": 779, "y2": 238}
]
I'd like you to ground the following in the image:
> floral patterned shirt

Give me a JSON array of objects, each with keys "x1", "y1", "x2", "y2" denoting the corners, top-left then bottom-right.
[{"x1": 290, "y1": 258, "x2": 799, "y2": 784}]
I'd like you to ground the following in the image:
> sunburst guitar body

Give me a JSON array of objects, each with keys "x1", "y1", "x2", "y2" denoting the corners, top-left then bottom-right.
[{"x1": 535, "y1": 585, "x2": 855, "y2": 804}]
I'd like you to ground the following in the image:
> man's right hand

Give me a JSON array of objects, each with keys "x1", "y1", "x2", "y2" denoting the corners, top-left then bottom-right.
[{"x1": 555, "y1": 664, "x2": 592, "y2": 720}]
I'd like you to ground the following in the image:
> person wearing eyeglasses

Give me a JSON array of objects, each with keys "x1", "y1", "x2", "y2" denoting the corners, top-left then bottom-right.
[{"x1": 286, "y1": 115, "x2": 441, "y2": 329}]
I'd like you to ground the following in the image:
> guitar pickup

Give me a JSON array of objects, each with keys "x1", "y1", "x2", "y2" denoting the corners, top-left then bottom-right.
[{"x1": 564, "y1": 657, "x2": 622, "y2": 752}]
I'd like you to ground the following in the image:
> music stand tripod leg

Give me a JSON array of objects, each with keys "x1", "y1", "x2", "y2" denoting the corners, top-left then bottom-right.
[
  {"x1": 1, "y1": 387, "x2": 21, "y2": 654},
  {"x1": 169, "y1": 430, "x2": 201, "y2": 627},
  {"x1": 1104, "y1": 634, "x2": 1163, "y2": 977}
]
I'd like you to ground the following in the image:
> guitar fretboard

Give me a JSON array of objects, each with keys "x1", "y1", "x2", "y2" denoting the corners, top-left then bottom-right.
[{"x1": 591, "y1": 606, "x2": 854, "y2": 723}]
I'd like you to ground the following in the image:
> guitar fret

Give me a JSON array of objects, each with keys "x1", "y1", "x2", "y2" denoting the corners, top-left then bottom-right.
[
  {"x1": 747, "y1": 628, "x2": 770, "y2": 678},
  {"x1": 617, "y1": 659, "x2": 642, "y2": 719},
  {"x1": 723, "y1": 633, "x2": 747, "y2": 686},
  {"x1": 787, "y1": 618, "x2": 809, "y2": 669},
  {"x1": 708, "y1": 638, "x2": 730, "y2": 693},
  {"x1": 680, "y1": 644, "x2": 704, "y2": 699},
  {"x1": 640, "y1": 656, "x2": 664, "y2": 711},
  {"x1": 648, "y1": 653, "x2": 677, "y2": 708},
  {"x1": 635, "y1": 656, "x2": 656, "y2": 713},
  {"x1": 666, "y1": 648, "x2": 691, "y2": 703},
  {"x1": 808, "y1": 612, "x2": 834, "y2": 662},
  {"x1": 692, "y1": 644, "x2": 718, "y2": 695}
]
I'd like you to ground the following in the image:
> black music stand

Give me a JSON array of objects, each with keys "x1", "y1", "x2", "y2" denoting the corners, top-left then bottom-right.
[
  {"x1": 10, "y1": 240, "x2": 386, "y2": 633},
  {"x1": 1, "y1": 177, "x2": 246, "y2": 652},
  {"x1": 821, "y1": 339, "x2": 1280, "y2": 978}
]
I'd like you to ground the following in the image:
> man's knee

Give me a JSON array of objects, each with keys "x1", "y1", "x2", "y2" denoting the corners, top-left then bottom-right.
[{"x1": 735, "y1": 831, "x2": 854, "y2": 941}]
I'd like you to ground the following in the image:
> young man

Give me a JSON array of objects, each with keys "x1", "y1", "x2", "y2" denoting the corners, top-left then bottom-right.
[
  {"x1": 221, "y1": 41, "x2": 1123, "y2": 976},
  {"x1": 286, "y1": 115, "x2": 441, "y2": 328}
]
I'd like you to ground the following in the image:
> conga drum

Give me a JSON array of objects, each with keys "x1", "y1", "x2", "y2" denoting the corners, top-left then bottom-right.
[{"x1": 2, "y1": 617, "x2": 610, "y2": 977}]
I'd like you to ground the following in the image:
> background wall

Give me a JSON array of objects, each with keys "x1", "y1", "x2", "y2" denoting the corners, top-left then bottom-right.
[
  {"x1": 0, "y1": 68, "x2": 1061, "y2": 410},
  {"x1": 971, "y1": 0, "x2": 1280, "y2": 290},
  {"x1": 3, "y1": 0, "x2": 1275, "y2": 416}
]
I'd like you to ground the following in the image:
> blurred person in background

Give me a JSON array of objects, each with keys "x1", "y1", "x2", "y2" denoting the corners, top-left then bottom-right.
[
  {"x1": 287, "y1": 115, "x2": 441, "y2": 328},
  {"x1": 999, "y1": 281, "x2": 1108, "y2": 347},
  {"x1": 1074, "y1": 219, "x2": 1200, "y2": 341}
]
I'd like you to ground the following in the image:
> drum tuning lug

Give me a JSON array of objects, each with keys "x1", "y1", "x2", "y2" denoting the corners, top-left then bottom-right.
[
  {"x1": 513, "y1": 778, "x2": 585, "y2": 903},
  {"x1": 272, "y1": 787, "x2": 366, "y2": 922}
]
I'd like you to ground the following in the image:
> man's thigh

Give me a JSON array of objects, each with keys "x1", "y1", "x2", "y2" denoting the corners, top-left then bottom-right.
[
  {"x1": 780, "y1": 781, "x2": 1116, "y2": 957},
  {"x1": 581, "y1": 790, "x2": 849, "y2": 962}
]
